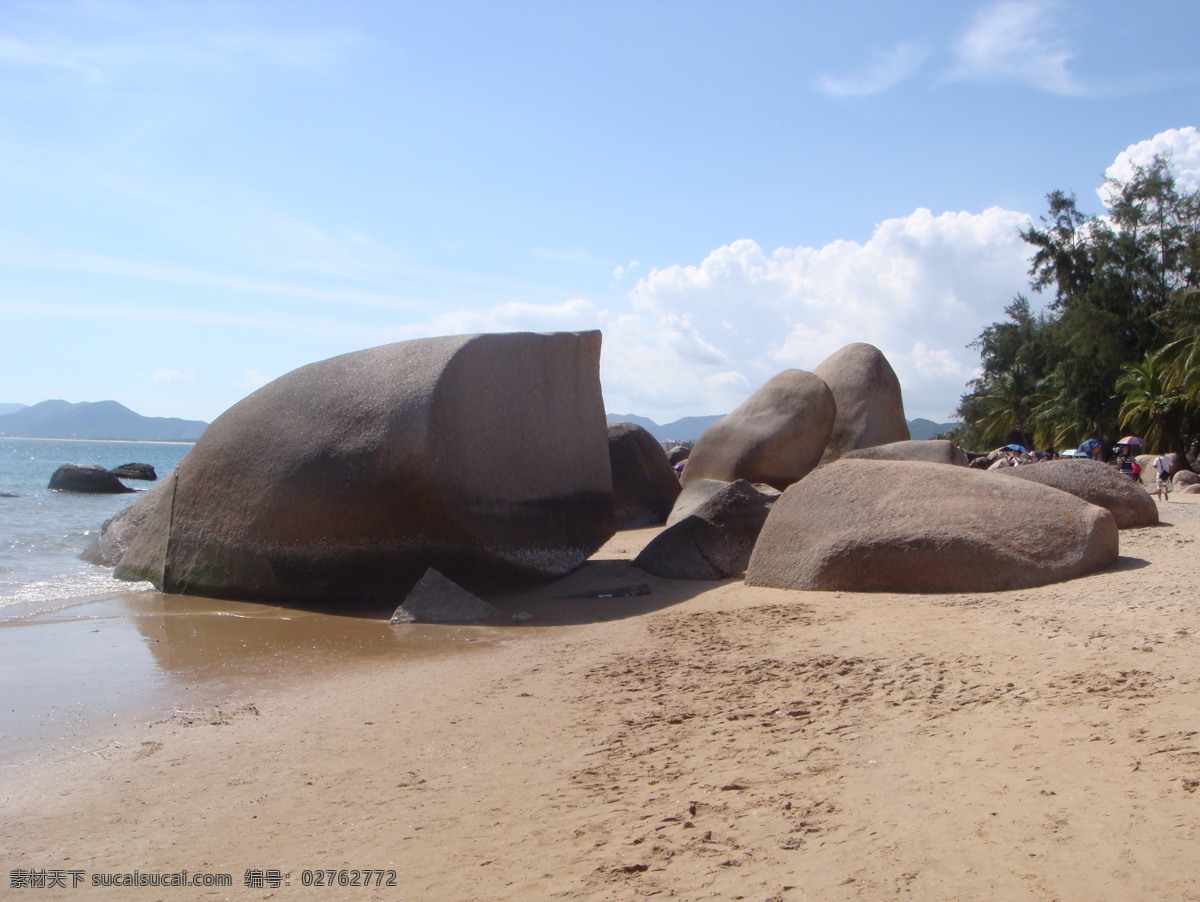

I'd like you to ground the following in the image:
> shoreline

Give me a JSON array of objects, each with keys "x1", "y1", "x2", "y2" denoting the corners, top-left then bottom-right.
[
  {"x1": 4, "y1": 508, "x2": 1200, "y2": 899},
  {"x1": 0, "y1": 436, "x2": 197, "y2": 445}
]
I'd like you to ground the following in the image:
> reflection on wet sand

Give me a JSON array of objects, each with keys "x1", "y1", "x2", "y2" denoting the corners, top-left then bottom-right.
[{"x1": 0, "y1": 588, "x2": 496, "y2": 763}]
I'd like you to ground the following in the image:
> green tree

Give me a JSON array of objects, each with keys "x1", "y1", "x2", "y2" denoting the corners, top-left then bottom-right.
[{"x1": 1116, "y1": 349, "x2": 1187, "y2": 455}]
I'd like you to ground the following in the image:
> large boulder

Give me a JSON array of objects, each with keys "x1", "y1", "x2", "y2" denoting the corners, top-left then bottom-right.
[
  {"x1": 608, "y1": 422, "x2": 681, "y2": 529},
  {"x1": 1173, "y1": 470, "x2": 1200, "y2": 489},
  {"x1": 841, "y1": 439, "x2": 968, "y2": 466},
  {"x1": 994, "y1": 458, "x2": 1158, "y2": 529},
  {"x1": 635, "y1": 479, "x2": 774, "y2": 580},
  {"x1": 106, "y1": 331, "x2": 614, "y2": 606},
  {"x1": 746, "y1": 459, "x2": 1118, "y2": 593},
  {"x1": 814, "y1": 343, "x2": 910, "y2": 463},
  {"x1": 679, "y1": 370, "x2": 836, "y2": 491},
  {"x1": 48, "y1": 463, "x2": 134, "y2": 494},
  {"x1": 82, "y1": 485, "x2": 165, "y2": 565}
]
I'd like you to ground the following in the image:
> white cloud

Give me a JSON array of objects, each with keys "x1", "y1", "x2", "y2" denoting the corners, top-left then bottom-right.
[
  {"x1": 600, "y1": 208, "x2": 1036, "y2": 422},
  {"x1": 151, "y1": 368, "x2": 198, "y2": 385},
  {"x1": 233, "y1": 369, "x2": 271, "y2": 391},
  {"x1": 947, "y1": 0, "x2": 1082, "y2": 95},
  {"x1": 1101, "y1": 126, "x2": 1200, "y2": 204},
  {"x1": 816, "y1": 43, "x2": 929, "y2": 98},
  {"x1": 613, "y1": 259, "x2": 640, "y2": 280},
  {"x1": 389, "y1": 298, "x2": 599, "y2": 341}
]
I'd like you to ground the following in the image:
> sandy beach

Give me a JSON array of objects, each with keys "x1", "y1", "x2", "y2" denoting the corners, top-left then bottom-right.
[{"x1": 4, "y1": 497, "x2": 1200, "y2": 900}]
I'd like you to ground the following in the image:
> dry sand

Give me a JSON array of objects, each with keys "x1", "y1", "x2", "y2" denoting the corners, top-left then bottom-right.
[{"x1": 4, "y1": 497, "x2": 1200, "y2": 900}]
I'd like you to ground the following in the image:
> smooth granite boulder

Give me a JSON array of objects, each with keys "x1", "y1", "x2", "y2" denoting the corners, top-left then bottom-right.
[
  {"x1": 814, "y1": 343, "x2": 910, "y2": 464},
  {"x1": 841, "y1": 439, "x2": 968, "y2": 466},
  {"x1": 107, "y1": 331, "x2": 614, "y2": 606},
  {"x1": 48, "y1": 463, "x2": 134, "y2": 494},
  {"x1": 635, "y1": 479, "x2": 774, "y2": 580},
  {"x1": 994, "y1": 458, "x2": 1158, "y2": 528},
  {"x1": 680, "y1": 370, "x2": 836, "y2": 491},
  {"x1": 746, "y1": 459, "x2": 1118, "y2": 593},
  {"x1": 608, "y1": 422, "x2": 681, "y2": 529},
  {"x1": 82, "y1": 482, "x2": 168, "y2": 566}
]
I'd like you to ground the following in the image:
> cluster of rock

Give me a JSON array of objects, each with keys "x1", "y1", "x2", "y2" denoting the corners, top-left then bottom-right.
[
  {"x1": 83, "y1": 331, "x2": 1158, "y2": 621},
  {"x1": 616, "y1": 342, "x2": 1138, "y2": 595},
  {"x1": 49, "y1": 462, "x2": 157, "y2": 494}
]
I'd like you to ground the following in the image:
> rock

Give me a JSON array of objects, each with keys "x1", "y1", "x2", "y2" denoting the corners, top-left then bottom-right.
[
  {"x1": 666, "y1": 445, "x2": 691, "y2": 465},
  {"x1": 667, "y1": 478, "x2": 778, "y2": 526},
  {"x1": 109, "y1": 462, "x2": 157, "y2": 481},
  {"x1": 745, "y1": 459, "x2": 1118, "y2": 593},
  {"x1": 1171, "y1": 469, "x2": 1199, "y2": 489},
  {"x1": 48, "y1": 463, "x2": 134, "y2": 494},
  {"x1": 107, "y1": 331, "x2": 615, "y2": 606},
  {"x1": 841, "y1": 439, "x2": 968, "y2": 466},
  {"x1": 82, "y1": 483, "x2": 167, "y2": 566},
  {"x1": 608, "y1": 422, "x2": 681, "y2": 529},
  {"x1": 813, "y1": 343, "x2": 910, "y2": 463},
  {"x1": 635, "y1": 479, "x2": 774, "y2": 580},
  {"x1": 1181, "y1": 484, "x2": 1200, "y2": 494},
  {"x1": 994, "y1": 458, "x2": 1158, "y2": 529},
  {"x1": 390, "y1": 569, "x2": 508, "y2": 624},
  {"x1": 680, "y1": 370, "x2": 836, "y2": 491}
]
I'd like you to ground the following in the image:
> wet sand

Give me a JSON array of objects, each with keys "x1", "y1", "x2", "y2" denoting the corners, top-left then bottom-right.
[{"x1": 4, "y1": 504, "x2": 1200, "y2": 899}]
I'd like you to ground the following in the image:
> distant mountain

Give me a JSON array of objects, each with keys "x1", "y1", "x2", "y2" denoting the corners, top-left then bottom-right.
[
  {"x1": 609, "y1": 412, "x2": 960, "y2": 444},
  {"x1": 0, "y1": 400, "x2": 208, "y2": 442},
  {"x1": 0, "y1": 403, "x2": 28, "y2": 417},
  {"x1": 606, "y1": 413, "x2": 723, "y2": 442},
  {"x1": 907, "y1": 418, "x2": 960, "y2": 440}
]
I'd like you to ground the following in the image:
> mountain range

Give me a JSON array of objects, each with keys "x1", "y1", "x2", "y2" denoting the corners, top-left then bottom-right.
[
  {"x1": 607, "y1": 413, "x2": 958, "y2": 442},
  {"x1": 0, "y1": 399, "x2": 955, "y2": 445},
  {"x1": 0, "y1": 400, "x2": 208, "y2": 442}
]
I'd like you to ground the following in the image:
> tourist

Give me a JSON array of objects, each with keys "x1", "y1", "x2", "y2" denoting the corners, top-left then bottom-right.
[{"x1": 1152, "y1": 452, "x2": 1172, "y2": 501}]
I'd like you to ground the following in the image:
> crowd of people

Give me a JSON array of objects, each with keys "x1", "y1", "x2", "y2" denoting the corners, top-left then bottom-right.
[{"x1": 985, "y1": 440, "x2": 1175, "y2": 501}]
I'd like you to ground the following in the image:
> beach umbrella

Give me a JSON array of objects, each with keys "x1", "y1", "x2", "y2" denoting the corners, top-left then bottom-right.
[{"x1": 1117, "y1": 436, "x2": 1145, "y2": 446}]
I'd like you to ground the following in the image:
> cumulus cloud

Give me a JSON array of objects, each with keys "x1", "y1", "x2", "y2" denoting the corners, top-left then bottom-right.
[
  {"x1": 600, "y1": 208, "x2": 1037, "y2": 422},
  {"x1": 1101, "y1": 126, "x2": 1200, "y2": 204},
  {"x1": 816, "y1": 43, "x2": 929, "y2": 97},
  {"x1": 389, "y1": 298, "x2": 598, "y2": 341},
  {"x1": 233, "y1": 369, "x2": 271, "y2": 391},
  {"x1": 947, "y1": 0, "x2": 1082, "y2": 95}
]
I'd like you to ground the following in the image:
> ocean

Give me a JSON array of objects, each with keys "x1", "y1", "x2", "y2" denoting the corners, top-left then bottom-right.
[
  {"x1": 0, "y1": 437, "x2": 478, "y2": 762},
  {"x1": 0, "y1": 438, "x2": 191, "y2": 619}
]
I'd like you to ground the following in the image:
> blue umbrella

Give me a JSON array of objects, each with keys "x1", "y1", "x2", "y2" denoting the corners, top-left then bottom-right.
[
  {"x1": 1005, "y1": 443, "x2": 1027, "y2": 452},
  {"x1": 1077, "y1": 438, "x2": 1103, "y2": 455}
]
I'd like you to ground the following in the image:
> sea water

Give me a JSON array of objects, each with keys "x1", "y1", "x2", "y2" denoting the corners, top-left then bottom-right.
[{"x1": 0, "y1": 438, "x2": 192, "y2": 620}]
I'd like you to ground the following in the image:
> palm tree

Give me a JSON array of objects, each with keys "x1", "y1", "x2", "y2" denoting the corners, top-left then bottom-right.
[
  {"x1": 971, "y1": 367, "x2": 1040, "y2": 449},
  {"x1": 1116, "y1": 349, "x2": 1187, "y2": 458}
]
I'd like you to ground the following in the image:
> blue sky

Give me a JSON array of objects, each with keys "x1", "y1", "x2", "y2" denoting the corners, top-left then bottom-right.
[{"x1": 3, "y1": 0, "x2": 1199, "y2": 425}]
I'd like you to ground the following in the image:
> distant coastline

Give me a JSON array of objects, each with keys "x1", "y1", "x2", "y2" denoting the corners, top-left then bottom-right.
[
  {"x1": 0, "y1": 436, "x2": 196, "y2": 445},
  {"x1": 0, "y1": 400, "x2": 208, "y2": 443}
]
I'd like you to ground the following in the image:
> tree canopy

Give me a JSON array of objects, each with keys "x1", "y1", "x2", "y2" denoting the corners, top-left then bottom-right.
[{"x1": 955, "y1": 156, "x2": 1200, "y2": 462}]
